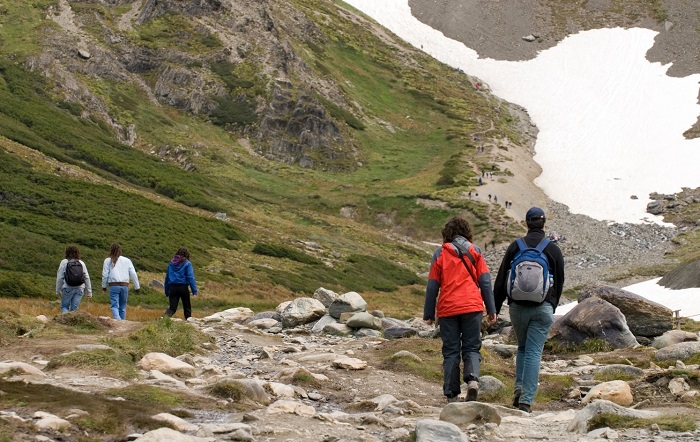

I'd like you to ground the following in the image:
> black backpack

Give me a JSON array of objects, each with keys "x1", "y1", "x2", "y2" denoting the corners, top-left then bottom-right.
[{"x1": 65, "y1": 260, "x2": 85, "y2": 286}]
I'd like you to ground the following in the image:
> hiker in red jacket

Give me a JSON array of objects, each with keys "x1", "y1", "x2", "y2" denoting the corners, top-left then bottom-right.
[{"x1": 424, "y1": 216, "x2": 497, "y2": 402}]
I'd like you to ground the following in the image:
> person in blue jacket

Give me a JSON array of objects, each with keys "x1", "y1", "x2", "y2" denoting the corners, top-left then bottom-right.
[{"x1": 163, "y1": 247, "x2": 198, "y2": 320}]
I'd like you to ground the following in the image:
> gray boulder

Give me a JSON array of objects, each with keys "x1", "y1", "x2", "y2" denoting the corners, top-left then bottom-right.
[
  {"x1": 548, "y1": 297, "x2": 638, "y2": 349},
  {"x1": 439, "y1": 402, "x2": 501, "y2": 426},
  {"x1": 568, "y1": 400, "x2": 658, "y2": 433},
  {"x1": 280, "y1": 297, "x2": 326, "y2": 328},
  {"x1": 311, "y1": 314, "x2": 338, "y2": 334},
  {"x1": 312, "y1": 287, "x2": 338, "y2": 307},
  {"x1": 594, "y1": 364, "x2": 644, "y2": 378},
  {"x1": 415, "y1": 419, "x2": 468, "y2": 442},
  {"x1": 346, "y1": 312, "x2": 382, "y2": 330},
  {"x1": 328, "y1": 291, "x2": 367, "y2": 318},
  {"x1": 384, "y1": 327, "x2": 418, "y2": 339},
  {"x1": 578, "y1": 284, "x2": 672, "y2": 338},
  {"x1": 652, "y1": 330, "x2": 698, "y2": 349},
  {"x1": 655, "y1": 341, "x2": 700, "y2": 361}
]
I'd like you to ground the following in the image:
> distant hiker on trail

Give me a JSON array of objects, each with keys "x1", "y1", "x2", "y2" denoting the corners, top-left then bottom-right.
[
  {"x1": 55, "y1": 245, "x2": 92, "y2": 313},
  {"x1": 164, "y1": 247, "x2": 198, "y2": 320},
  {"x1": 478, "y1": 177, "x2": 483, "y2": 185},
  {"x1": 488, "y1": 194, "x2": 492, "y2": 201},
  {"x1": 423, "y1": 216, "x2": 497, "y2": 403},
  {"x1": 493, "y1": 207, "x2": 564, "y2": 413},
  {"x1": 102, "y1": 243, "x2": 140, "y2": 320}
]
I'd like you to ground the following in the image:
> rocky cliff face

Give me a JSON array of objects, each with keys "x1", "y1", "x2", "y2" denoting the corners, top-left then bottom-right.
[{"x1": 40, "y1": 0, "x2": 359, "y2": 169}]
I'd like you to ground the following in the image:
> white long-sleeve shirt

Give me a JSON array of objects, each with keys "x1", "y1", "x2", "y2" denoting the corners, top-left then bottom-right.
[
  {"x1": 55, "y1": 259, "x2": 92, "y2": 295},
  {"x1": 102, "y1": 256, "x2": 140, "y2": 290}
]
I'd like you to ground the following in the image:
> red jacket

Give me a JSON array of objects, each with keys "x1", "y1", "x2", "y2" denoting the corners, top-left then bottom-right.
[{"x1": 423, "y1": 237, "x2": 495, "y2": 320}]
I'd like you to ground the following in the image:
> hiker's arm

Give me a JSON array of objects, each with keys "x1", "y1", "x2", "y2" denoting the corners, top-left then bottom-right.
[{"x1": 423, "y1": 249, "x2": 441, "y2": 322}]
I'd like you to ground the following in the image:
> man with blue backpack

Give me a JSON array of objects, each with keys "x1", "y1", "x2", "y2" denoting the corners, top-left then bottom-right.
[{"x1": 494, "y1": 207, "x2": 565, "y2": 413}]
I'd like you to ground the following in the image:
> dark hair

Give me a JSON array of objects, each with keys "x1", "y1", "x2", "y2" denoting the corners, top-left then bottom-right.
[
  {"x1": 175, "y1": 247, "x2": 190, "y2": 260},
  {"x1": 527, "y1": 218, "x2": 546, "y2": 230},
  {"x1": 109, "y1": 243, "x2": 122, "y2": 267},
  {"x1": 65, "y1": 245, "x2": 80, "y2": 260},
  {"x1": 441, "y1": 216, "x2": 473, "y2": 242}
]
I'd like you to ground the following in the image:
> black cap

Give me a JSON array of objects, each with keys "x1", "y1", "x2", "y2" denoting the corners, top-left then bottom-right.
[{"x1": 526, "y1": 207, "x2": 545, "y2": 222}]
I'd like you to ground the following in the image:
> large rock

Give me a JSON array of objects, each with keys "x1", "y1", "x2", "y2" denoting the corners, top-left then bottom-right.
[
  {"x1": 384, "y1": 327, "x2": 418, "y2": 340},
  {"x1": 0, "y1": 362, "x2": 46, "y2": 377},
  {"x1": 578, "y1": 284, "x2": 672, "y2": 338},
  {"x1": 415, "y1": 419, "x2": 468, "y2": 442},
  {"x1": 568, "y1": 400, "x2": 658, "y2": 433},
  {"x1": 581, "y1": 380, "x2": 633, "y2": 406},
  {"x1": 202, "y1": 307, "x2": 254, "y2": 323},
  {"x1": 548, "y1": 297, "x2": 638, "y2": 349},
  {"x1": 134, "y1": 427, "x2": 215, "y2": 441},
  {"x1": 652, "y1": 330, "x2": 698, "y2": 349},
  {"x1": 136, "y1": 353, "x2": 196, "y2": 378},
  {"x1": 655, "y1": 341, "x2": 700, "y2": 361},
  {"x1": 439, "y1": 402, "x2": 501, "y2": 426},
  {"x1": 658, "y1": 258, "x2": 700, "y2": 290},
  {"x1": 346, "y1": 312, "x2": 382, "y2": 330},
  {"x1": 311, "y1": 315, "x2": 338, "y2": 334},
  {"x1": 328, "y1": 292, "x2": 367, "y2": 318},
  {"x1": 280, "y1": 297, "x2": 326, "y2": 328},
  {"x1": 312, "y1": 287, "x2": 338, "y2": 307}
]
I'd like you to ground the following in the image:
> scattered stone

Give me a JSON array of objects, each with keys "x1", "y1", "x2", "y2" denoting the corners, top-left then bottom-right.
[
  {"x1": 280, "y1": 297, "x2": 326, "y2": 328},
  {"x1": 581, "y1": 380, "x2": 633, "y2": 406},
  {"x1": 439, "y1": 402, "x2": 501, "y2": 426},
  {"x1": 332, "y1": 356, "x2": 367, "y2": 370},
  {"x1": 151, "y1": 413, "x2": 198, "y2": 432},
  {"x1": 415, "y1": 418, "x2": 468, "y2": 442},
  {"x1": 134, "y1": 427, "x2": 215, "y2": 441},
  {"x1": 328, "y1": 292, "x2": 368, "y2": 318},
  {"x1": 655, "y1": 341, "x2": 700, "y2": 361},
  {"x1": 136, "y1": 353, "x2": 195, "y2": 378},
  {"x1": 652, "y1": 330, "x2": 698, "y2": 349},
  {"x1": 391, "y1": 350, "x2": 422, "y2": 363},
  {"x1": 568, "y1": 400, "x2": 658, "y2": 433}
]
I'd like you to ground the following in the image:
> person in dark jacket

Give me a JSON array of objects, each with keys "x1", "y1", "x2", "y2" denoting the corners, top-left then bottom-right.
[
  {"x1": 164, "y1": 247, "x2": 198, "y2": 320},
  {"x1": 494, "y1": 207, "x2": 565, "y2": 413},
  {"x1": 424, "y1": 216, "x2": 497, "y2": 403}
]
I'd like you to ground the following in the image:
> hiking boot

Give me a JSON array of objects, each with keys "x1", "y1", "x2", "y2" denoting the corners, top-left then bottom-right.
[
  {"x1": 466, "y1": 381, "x2": 479, "y2": 402},
  {"x1": 446, "y1": 395, "x2": 461, "y2": 403},
  {"x1": 512, "y1": 389, "x2": 521, "y2": 407},
  {"x1": 518, "y1": 403, "x2": 531, "y2": 413}
]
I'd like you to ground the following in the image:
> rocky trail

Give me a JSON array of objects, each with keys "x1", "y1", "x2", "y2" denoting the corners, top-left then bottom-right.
[{"x1": 3, "y1": 294, "x2": 700, "y2": 441}]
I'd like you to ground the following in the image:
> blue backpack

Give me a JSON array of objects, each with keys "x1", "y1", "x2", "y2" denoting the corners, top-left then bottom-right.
[{"x1": 506, "y1": 238, "x2": 552, "y2": 303}]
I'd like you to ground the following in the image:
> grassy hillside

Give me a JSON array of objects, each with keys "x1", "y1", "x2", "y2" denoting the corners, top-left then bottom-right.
[{"x1": 0, "y1": 0, "x2": 531, "y2": 319}]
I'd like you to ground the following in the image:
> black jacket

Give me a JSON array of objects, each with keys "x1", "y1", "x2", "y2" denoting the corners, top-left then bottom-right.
[{"x1": 494, "y1": 228, "x2": 565, "y2": 314}]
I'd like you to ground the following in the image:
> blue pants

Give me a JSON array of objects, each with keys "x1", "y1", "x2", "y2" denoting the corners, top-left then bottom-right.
[
  {"x1": 510, "y1": 302, "x2": 554, "y2": 405},
  {"x1": 109, "y1": 286, "x2": 129, "y2": 320},
  {"x1": 439, "y1": 311, "x2": 483, "y2": 398},
  {"x1": 61, "y1": 287, "x2": 84, "y2": 313}
]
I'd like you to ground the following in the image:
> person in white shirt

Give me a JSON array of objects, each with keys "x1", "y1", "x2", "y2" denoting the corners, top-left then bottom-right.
[
  {"x1": 101, "y1": 243, "x2": 140, "y2": 320},
  {"x1": 55, "y1": 245, "x2": 92, "y2": 313}
]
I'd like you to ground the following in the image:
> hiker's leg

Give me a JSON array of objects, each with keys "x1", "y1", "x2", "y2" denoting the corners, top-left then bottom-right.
[
  {"x1": 181, "y1": 289, "x2": 192, "y2": 319},
  {"x1": 60, "y1": 288, "x2": 73, "y2": 313},
  {"x1": 109, "y1": 286, "x2": 121, "y2": 319},
  {"x1": 519, "y1": 303, "x2": 554, "y2": 406},
  {"x1": 69, "y1": 287, "x2": 84, "y2": 311},
  {"x1": 509, "y1": 303, "x2": 528, "y2": 395},
  {"x1": 439, "y1": 315, "x2": 462, "y2": 398},
  {"x1": 164, "y1": 290, "x2": 180, "y2": 317},
  {"x1": 460, "y1": 311, "x2": 482, "y2": 383},
  {"x1": 118, "y1": 287, "x2": 128, "y2": 320}
]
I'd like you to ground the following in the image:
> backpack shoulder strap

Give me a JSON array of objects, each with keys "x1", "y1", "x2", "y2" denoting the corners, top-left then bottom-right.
[
  {"x1": 535, "y1": 238, "x2": 551, "y2": 252},
  {"x1": 515, "y1": 237, "x2": 528, "y2": 251},
  {"x1": 453, "y1": 242, "x2": 479, "y2": 287}
]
